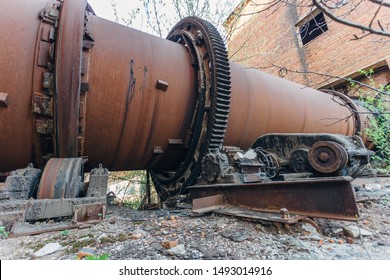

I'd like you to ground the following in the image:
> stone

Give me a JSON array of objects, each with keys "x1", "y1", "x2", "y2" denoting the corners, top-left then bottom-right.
[
  {"x1": 343, "y1": 226, "x2": 360, "y2": 238},
  {"x1": 346, "y1": 237, "x2": 354, "y2": 244},
  {"x1": 143, "y1": 226, "x2": 154, "y2": 231},
  {"x1": 215, "y1": 221, "x2": 226, "y2": 229},
  {"x1": 332, "y1": 228, "x2": 344, "y2": 235},
  {"x1": 279, "y1": 236, "x2": 307, "y2": 249},
  {"x1": 34, "y1": 243, "x2": 62, "y2": 257},
  {"x1": 145, "y1": 249, "x2": 156, "y2": 256},
  {"x1": 343, "y1": 225, "x2": 373, "y2": 238},
  {"x1": 131, "y1": 233, "x2": 143, "y2": 239},
  {"x1": 97, "y1": 233, "x2": 108, "y2": 241},
  {"x1": 191, "y1": 250, "x2": 204, "y2": 259},
  {"x1": 221, "y1": 229, "x2": 249, "y2": 242},
  {"x1": 167, "y1": 244, "x2": 186, "y2": 256},
  {"x1": 197, "y1": 246, "x2": 218, "y2": 258},
  {"x1": 363, "y1": 184, "x2": 382, "y2": 190},
  {"x1": 359, "y1": 228, "x2": 373, "y2": 237},
  {"x1": 162, "y1": 240, "x2": 178, "y2": 249},
  {"x1": 299, "y1": 235, "x2": 323, "y2": 241},
  {"x1": 302, "y1": 224, "x2": 321, "y2": 236}
]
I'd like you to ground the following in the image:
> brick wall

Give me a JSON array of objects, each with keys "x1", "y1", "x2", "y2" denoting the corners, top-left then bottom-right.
[{"x1": 226, "y1": 0, "x2": 390, "y2": 92}]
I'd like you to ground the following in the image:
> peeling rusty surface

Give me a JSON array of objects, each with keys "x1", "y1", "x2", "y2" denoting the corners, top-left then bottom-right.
[
  {"x1": 189, "y1": 176, "x2": 359, "y2": 221},
  {"x1": 225, "y1": 63, "x2": 363, "y2": 150},
  {"x1": 73, "y1": 203, "x2": 106, "y2": 224},
  {"x1": 54, "y1": 0, "x2": 87, "y2": 158},
  {"x1": 308, "y1": 141, "x2": 348, "y2": 173},
  {"x1": 192, "y1": 194, "x2": 225, "y2": 214},
  {"x1": 32, "y1": 93, "x2": 53, "y2": 116},
  {"x1": 0, "y1": 0, "x2": 372, "y2": 196},
  {"x1": 214, "y1": 207, "x2": 307, "y2": 224},
  {"x1": 35, "y1": 119, "x2": 53, "y2": 135},
  {"x1": 37, "y1": 158, "x2": 84, "y2": 199},
  {"x1": 193, "y1": 195, "x2": 310, "y2": 224},
  {"x1": 37, "y1": 41, "x2": 51, "y2": 67}
]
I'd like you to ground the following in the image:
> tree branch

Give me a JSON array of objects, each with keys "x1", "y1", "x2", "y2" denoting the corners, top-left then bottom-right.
[
  {"x1": 258, "y1": 64, "x2": 390, "y2": 96},
  {"x1": 369, "y1": 0, "x2": 390, "y2": 8},
  {"x1": 312, "y1": 0, "x2": 390, "y2": 37}
]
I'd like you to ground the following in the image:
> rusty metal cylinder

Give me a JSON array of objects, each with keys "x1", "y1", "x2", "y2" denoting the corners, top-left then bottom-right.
[
  {"x1": 225, "y1": 63, "x2": 367, "y2": 149},
  {"x1": 0, "y1": 0, "x2": 368, "y2": 175},
  {"x1": 83, "y1": 16, "x2": 197, "y2": 171},
  {"x1": 0, "y1": 0, "x2": 47, "y2": 172}
]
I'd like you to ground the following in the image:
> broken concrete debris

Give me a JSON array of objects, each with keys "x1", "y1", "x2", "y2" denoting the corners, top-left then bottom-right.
[
  {"x1": 162, "y1": 240, "x2": 178, "y2": 249},
  {"x1": 343, "y1": 225, "x2": 373, "y2": 238},
  {"x1": 167, "y1": 244, "x2": 186, "y2": 256},
  {"x1": 34, "y1": 242, "x2": 62, "y2": 257},
  {"x1": 77, "y1": 247, "x2": 96, "y2": 260}
]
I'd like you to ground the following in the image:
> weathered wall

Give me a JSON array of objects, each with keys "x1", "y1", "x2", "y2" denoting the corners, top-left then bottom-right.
[{"x1": 226, "y1": 0, "x2": 390, "y2": 91}]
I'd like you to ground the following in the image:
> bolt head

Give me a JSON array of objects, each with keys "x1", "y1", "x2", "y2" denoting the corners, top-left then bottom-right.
[{"x1": 318, "y1": 152, "x2": 330, "y2": 162}]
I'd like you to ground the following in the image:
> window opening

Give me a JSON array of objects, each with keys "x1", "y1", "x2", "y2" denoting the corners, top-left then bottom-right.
[{"x1": 299, "y1": 12, "x2": 328, "y2": 45}]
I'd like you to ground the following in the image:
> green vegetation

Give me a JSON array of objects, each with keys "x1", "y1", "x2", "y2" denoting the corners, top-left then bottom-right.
[
  {"x1": 62, "y1": 238, "x2": 96, "y2": 254},
  {"x1": 0, "y1": 226, "x2": 9, "y2": 239},
  {"x1": 60, "y1": 230, "x2": 70, "y2": 236},
  {"x1": 352, "y1": 69, "x2": 390, "y2": 172},
  {"x1": 84, "y1": 253, "x2": 110, "y2": 260},
  {"x1": 109, "y1": 170, "x2": 159, "y2": 210}
]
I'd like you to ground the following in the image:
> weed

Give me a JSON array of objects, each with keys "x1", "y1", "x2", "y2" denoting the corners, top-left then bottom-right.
[
  {"x1": 381, "y1": 197, "x2": 390, "y2": 206},
  {"x1": 351, "y1": 70, "x2": 390, "y2": 171},
  {"x1": 0, "y1": 226, "x2": 9, "y2": 239},
  {"x1": 99, "y1": 233, "x2": 130, "y2": 244},
  {"x1": 84, "y1": 253, "x2": 110, "y2": 260},
  {"x1": 63, "y1": 238, "x2": 96, "y2": 254}
]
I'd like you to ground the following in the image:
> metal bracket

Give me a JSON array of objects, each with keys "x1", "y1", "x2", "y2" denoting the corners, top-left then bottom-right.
[
  {"x1": 0, "y1": 92, "x2": 8, "y2": 108},
  {"x1": 73, "y1": 203, "x2": 106, "y2": 224}
]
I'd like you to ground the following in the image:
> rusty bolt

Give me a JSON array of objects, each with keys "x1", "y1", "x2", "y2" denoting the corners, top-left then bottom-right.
[
  {"x1": 280, "y1": 208, "x2": 290, "y2": 219},
  {"x1": 0, "y1": 92, "x2": 9, "y2": 108},
  {"x1": 156, "y1": 80, "x2": 168, "y2": 92},
  {"x1": 318, "y1": 152, "x2": 330, "y2": 162},
  {"x1": 195, "y1": 30, "x2": 204, "y2": 45}
]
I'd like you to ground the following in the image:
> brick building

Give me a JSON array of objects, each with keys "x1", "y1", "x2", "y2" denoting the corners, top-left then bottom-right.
[{"x1": 225, "y1": 0, "x2": 390, "y2": 98}]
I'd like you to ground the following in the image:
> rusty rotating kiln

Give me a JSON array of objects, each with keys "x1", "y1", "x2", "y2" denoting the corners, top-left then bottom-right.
[{"x1": 0, "y1": 0, "x2": 372, "y2": 221}]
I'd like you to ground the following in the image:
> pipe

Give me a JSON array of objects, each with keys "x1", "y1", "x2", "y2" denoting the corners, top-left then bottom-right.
[{"x1": 0, "y1": 0, "x2": 368, "y2": 179}]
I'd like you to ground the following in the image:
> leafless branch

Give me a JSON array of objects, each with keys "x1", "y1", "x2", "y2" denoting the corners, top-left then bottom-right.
[
  {"x1": 258, "y1": 64, "x2": 390, "y2": 96},
  {"x1": 369, "y1": 0, "x2": 390, "y2": 8},
  {"x1": 369, "y1": 1, "x2": 383, "y2": 28},
  {"x1": 312, "y1": 0, "x2": 390, "y2": 37}
]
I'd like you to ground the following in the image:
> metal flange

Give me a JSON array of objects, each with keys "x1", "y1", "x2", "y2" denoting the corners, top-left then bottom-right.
[{"x1": 308, "y1": 141, "x2": 348, "y2": 174}]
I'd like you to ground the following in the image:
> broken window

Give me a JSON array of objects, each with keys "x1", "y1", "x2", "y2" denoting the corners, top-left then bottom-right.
[{"x1": 299, "y1": 12, "x2": 328, "y2": 45}]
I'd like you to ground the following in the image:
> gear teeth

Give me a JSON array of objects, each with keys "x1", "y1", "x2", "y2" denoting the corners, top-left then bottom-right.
[
  {"x1": 196, "y1": 17, "x2": 231, "y2": 151},
  {"x1": 154, "y1": 16, "x2": 232, "y2": 201}
]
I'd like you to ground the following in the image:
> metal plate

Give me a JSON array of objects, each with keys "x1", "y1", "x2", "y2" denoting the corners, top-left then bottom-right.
[
  {"x1": 73, "y1": 203, "x2": 106, "y2": 224},
  {"x1": 189, "y1": 176, "x2": 359, "y2": 221}
]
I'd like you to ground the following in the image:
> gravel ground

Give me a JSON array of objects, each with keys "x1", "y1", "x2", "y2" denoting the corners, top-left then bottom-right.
[{"x1": 1, "y1": 176, "x2": 389, "y2": 260}]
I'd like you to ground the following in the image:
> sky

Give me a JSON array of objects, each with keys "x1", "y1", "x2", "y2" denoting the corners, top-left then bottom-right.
[{"x1": 87, "y1": 0, "x2": 241, "y2": 35}]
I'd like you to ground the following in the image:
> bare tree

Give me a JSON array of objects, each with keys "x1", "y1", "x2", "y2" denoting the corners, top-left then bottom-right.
[{"x1": 111, "y1": 0, "x2": 237, "y2": 38}]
